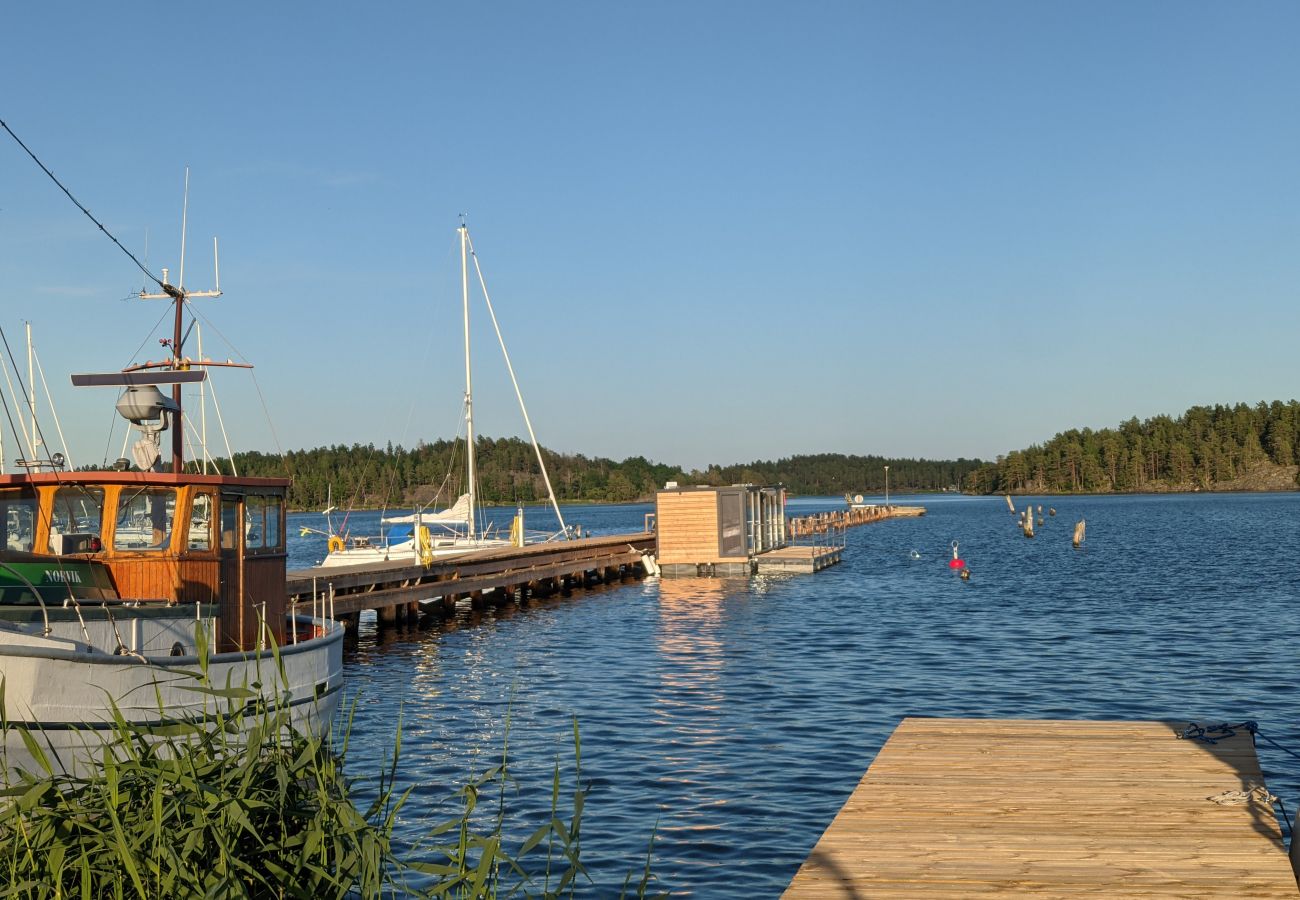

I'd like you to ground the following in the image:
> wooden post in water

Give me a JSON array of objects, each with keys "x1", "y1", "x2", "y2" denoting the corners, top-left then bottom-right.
[
  {"x1": 1005, "y1": 494, "x2": 1015, "y2": 514},
  {"x1": 1023, "y1": 505, "x2": 1035, "y2": 538},
  {"x1": 1073, "y1": 518, "x2": 1086, "y2": 548}
]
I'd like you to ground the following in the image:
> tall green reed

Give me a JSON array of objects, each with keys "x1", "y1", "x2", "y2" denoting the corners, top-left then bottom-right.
[{"x1": 0, "y1": 631, "x2": 663, "y2": 898}]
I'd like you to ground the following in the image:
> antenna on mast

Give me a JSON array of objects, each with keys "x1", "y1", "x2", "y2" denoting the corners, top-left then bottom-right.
[
  {"x1": 139, "y1": 170, "x2": 223, "y2": 473},
  {"x1": 179, "y1": 167, "x2": 189, "y2": 291}
]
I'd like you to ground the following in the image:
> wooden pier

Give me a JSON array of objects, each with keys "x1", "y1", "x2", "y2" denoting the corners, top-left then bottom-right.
[
  {"x1": 286, "y1": 532, "x2": 656, "y2": 627},
  {"x1": 787, "y1": 504, "x2": 926, "y2": 540},
  {"x1": 784, "y1": 717, "x2": 1299, "y2": 898}
]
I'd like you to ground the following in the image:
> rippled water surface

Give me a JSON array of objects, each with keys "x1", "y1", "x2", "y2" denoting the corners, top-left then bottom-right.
[{"x1": 287, "y1": 493, "x2": 1300, "y2": 897}]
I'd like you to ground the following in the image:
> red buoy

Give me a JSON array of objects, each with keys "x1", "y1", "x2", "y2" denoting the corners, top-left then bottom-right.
[{"x1": 948, "y1": 540, "x2": 964, "y2": 569}]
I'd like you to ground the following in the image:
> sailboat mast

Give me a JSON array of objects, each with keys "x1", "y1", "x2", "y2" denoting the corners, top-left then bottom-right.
[
  {"x1": 461, "y1": 221, "x2": 477, "y2": 540},
  {"x1": 26, "y1": 321, "x2": 36, "y2": 458}
]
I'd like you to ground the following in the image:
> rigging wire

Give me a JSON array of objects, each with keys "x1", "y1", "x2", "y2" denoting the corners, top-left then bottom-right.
[
  {"x1": 0, "y1": 118, "x2": 164, "y2": 291},
  {"x1": 0, "y1": 331, "x2": 30, "y2": 462},
  {"x1": 31, "y1": 340, "x2": 74, "y2": 470},
  {"x1": 0, "y1": 327, "x2": 43, "y2": 460}
]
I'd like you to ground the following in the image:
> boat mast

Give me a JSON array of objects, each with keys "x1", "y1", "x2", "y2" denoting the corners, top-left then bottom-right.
[
  {"x1": 139, "y1": 169, "x2": 221, "y2": 474},
  {"x1": 463, "y1": 229, "x2": 570, "y2": 537},
  {"x1": 26, "y1": 321, "x2": 36, "y2": 459},
  {"x1": 461, "y1": 219, "x2": 477, "y2": 540}
]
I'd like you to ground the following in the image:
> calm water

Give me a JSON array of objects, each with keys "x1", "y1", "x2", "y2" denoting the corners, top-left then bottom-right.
[{"x1": 288, "y1": 493, "x2": 1300, "y2": 897}]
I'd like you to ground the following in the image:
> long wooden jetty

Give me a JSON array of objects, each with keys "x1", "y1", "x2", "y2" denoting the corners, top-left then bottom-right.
[
  {"x1": 787, "y1": 504, "x2": 926, "y2": 540},
  {"x1": 784, "y1": 717, "x2": 1299, "y2": 897},
  {"x1": 287, "y1": 532, "x2": 656, "y2": 628}
]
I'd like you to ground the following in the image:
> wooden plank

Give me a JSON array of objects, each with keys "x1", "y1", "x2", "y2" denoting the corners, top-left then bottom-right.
[{"x1": 783, "y1": 718, "x2": 1298, "y2": 898}]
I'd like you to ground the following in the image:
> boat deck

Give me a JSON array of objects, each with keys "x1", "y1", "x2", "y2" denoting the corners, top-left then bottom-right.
[{"x1": 783, "y1": 717, "x2": 1299, "y2": 897}]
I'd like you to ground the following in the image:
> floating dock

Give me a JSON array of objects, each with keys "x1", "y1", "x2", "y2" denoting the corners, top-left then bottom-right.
[
  {"x1": 753, "y1": 545, "x2": 842, "y2": 573},
  {"x1": 784, "y1": 717, "x2": 1298, "y2": 897}
]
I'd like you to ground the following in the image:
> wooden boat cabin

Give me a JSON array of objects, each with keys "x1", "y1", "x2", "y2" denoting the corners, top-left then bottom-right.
[{"x1": 0, "y1": 471, "x2": 287, "y2": 651}]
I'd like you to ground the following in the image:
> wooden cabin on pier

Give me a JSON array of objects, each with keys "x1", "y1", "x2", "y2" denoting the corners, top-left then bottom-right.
[{"x1": 653, "y1": 484, "x2": 840, "y2": 576}]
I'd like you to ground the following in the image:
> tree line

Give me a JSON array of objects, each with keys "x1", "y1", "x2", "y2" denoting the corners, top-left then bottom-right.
[
  {"x1": 963, "y1": 400, "x2": 1300, "y2": 494},
  {"x1": 187, "y1": 437, "x2": 984, "y2": 510}
]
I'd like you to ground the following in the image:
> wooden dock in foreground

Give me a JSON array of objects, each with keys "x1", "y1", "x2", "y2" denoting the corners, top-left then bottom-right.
[
  {"x1": 784, "y1": 717, "x2": 1298, "y2": 898},
  {"x1": 286, "y1": 532, "x2": 656, "y2": 627}
]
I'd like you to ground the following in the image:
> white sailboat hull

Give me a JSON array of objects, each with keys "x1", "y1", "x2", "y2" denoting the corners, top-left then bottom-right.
[{"x1": 320, "y1": 535, "x2": 513, "y2": 568}]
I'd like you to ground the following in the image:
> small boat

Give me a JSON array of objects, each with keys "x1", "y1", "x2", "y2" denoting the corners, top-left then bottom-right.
[
  {"x1": 322, "y1": 219, "x2": 569, "y2": 568},
  {"x1": 0, "y1": 172, "x2": 342, "y2": 777}
]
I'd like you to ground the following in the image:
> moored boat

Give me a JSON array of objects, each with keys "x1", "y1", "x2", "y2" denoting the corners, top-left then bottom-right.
[
  {"x1": 320, "y1": 219, "x2": 569, "y2": 567},
  {"x1": 0, "y1": 468, "x2": 343, "y2": 763},
  {"x1": 0, "y1": 156, "x2": 343, "y2": 777}
]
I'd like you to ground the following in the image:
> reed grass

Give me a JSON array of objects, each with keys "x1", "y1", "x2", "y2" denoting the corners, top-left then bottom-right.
[{"x1": 0, "y1": 639, "x2": 663, "y2": 898}]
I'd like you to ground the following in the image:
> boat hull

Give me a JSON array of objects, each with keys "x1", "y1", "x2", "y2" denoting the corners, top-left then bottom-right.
[
  {"x1": 321, "y1": 536, "x2": 514, "y2": 568},
  {"x1": 0, "y1": 616, "x2": 344, "y2": 780}
]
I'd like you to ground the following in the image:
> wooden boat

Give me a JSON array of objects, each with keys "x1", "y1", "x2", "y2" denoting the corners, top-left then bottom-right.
[
  {"x1": 0, "y1": 467, "x2": 343, "y2": 756},
  {"x1": 0, "y1": 224, "x2": 342, "y2": 778}
]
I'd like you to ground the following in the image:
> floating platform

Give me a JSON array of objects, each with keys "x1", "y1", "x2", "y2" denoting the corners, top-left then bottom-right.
[
  {"x1": 784, "y1": 717, "x2": 1298, "y2": 897},
  {"x1": 658, "y1": 545, "x2": 843, "y2": 577},
  {"x1": 754, "y1": 545, "x2": 842, "y2": 574}
]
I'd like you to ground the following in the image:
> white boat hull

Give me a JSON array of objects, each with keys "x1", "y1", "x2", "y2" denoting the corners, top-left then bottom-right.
[
  {"x1": 321, "y1": 536, "x2": 513, "y2": 568},
  {"x1": 0, "y1": 616, "x2": 344, "y2": 780}
]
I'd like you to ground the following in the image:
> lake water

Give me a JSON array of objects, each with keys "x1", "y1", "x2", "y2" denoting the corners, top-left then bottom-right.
[{"x1": 287, "y1": 492, "x2": 1300, "y2": 897}]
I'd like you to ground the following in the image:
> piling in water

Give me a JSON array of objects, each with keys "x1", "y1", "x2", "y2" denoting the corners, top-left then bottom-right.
[{"x1": 1073, "y1": 518, "x2": 1086, "y2": 548}]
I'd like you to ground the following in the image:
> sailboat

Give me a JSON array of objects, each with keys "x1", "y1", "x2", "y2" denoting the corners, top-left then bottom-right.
[
  {"x1": 0, "y1": 153, "x2": 343, "y2": 777},
  {"x1": 321, "y1": 220, "x2": 569, "y2": 568}
]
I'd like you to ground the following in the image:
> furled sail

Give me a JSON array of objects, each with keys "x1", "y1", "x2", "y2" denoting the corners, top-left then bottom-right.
[{"x1": 382, "y1": 493, "x2": 471, "y2": 525}]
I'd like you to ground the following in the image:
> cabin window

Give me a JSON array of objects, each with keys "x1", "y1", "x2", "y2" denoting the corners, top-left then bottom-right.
[
  {"x1": 189, "y1": 491, "x2": 215, "y2": 550},
  {"x1": 264, "y1": 497, "x2": 282, "y2": 548},
  {"x1": 114, "y1": 487, "x2": 177, "y2": 551},
  {"x1": 243, "y1": 495, "x2": 284, "y2": 552},
  {"x1": 245, "y1": 496, "x2": 265, "y2": 550},
  {"x1": 220, "y1": 500, "x2": 239, "y2": 550},
  {"x1": 48, "y1": 486, "x2": 105, "y2": 554},
  {"x1": 0, "y1": 489, "x2": 36, "y2": 553}
]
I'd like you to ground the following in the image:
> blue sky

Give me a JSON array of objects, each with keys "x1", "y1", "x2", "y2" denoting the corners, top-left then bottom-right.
[{"x1": 3, "y1": 2, "x2": 1298, "y2": 471}]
